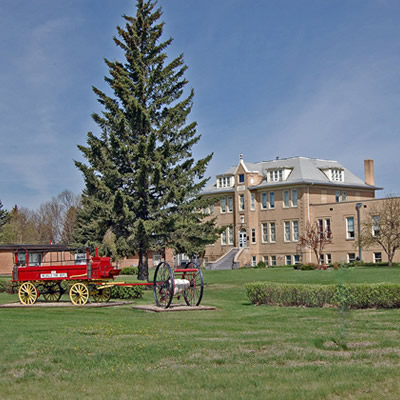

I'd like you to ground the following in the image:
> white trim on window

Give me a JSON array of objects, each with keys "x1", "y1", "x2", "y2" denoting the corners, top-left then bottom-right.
[
  {"x1": 284, "y1": 221, "x2": 291, "y2": 242},
  {"x1": 239, "y1": 194, "x2": 245, "y2": 211},
  {"x1": 292, "y1": 220, "x2": 299, "y2": 241},
  {"x1": 283, "y1": 190, "x2": 289, "y2": 208},
  {"x1": 251, "y1": 228, "x2": 256, "y2": 244},
  {"x1": 261, "y1": 223, "x2": 268, "y2": 243},
  {"x1": 291, "y1": 189, "x2": 298, "y2": 207},
  {"x1": 250, "y1": 193, "x2": 255, "y2": 211},
  {"x1": 346, "y1": 217, "x2": 355, "y2": 239},
  {"x1": 261, "y1": 192, "x2": 267, "y2": 210},
  {"x1": 269, "y1": 192, "x2": 275, "y2": 209},
  {"x1": 220, "y1": 197, "x2": 226, "y2": 213}
]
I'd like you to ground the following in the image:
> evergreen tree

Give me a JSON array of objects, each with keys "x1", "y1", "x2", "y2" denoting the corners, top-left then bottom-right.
[
  {"x1": 74, "y1": 0, "x2": 217, "y2": 280},
  {"x1": 0, "y1": 201, "x2": 9, "y2": 231}
]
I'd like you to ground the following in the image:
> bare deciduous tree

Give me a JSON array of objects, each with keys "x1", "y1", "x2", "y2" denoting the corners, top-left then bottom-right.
[
  {"x1": 0, "y1": 191, "x2": 81, "y2": 245},
  {"x1": 299, "y1": 221, "x2": 333, "y2": 267},
  {"x1": 360, "y1": 196, "x2": 400, "y2": 267}
]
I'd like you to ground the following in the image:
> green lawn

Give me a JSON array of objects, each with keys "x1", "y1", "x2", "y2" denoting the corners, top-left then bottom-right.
[{"x1": 1, "y1": 267, "x2": 400, "y2": 399}]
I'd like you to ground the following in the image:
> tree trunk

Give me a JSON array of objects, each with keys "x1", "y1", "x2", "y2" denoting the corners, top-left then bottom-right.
[
  {"x1": 388, "y1": 253, "x2": 393, "y2": 267},
  {"x1": 137, "y1": 249, "x2": 149, "y2": 281}
]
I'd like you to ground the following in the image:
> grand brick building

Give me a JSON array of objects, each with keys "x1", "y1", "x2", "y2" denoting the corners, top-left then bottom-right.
[{"x1": 201, "y1": 155, "x2": 394, "y2": 267}]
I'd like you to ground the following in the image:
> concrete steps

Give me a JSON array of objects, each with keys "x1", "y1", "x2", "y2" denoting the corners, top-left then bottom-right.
[{"x1": 208, "y1": 248, "x2": 239, "y2": 270}]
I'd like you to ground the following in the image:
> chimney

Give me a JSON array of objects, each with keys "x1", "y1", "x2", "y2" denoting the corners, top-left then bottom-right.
[{"x1": 364, "y1": 159, "x2": 374, "y2": 186}]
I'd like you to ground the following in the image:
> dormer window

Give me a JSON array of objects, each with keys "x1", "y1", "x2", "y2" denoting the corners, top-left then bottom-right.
[
  {"x1": 265, "y1": 168, "x2": 292, "y2": 182},
  {"x1": 321, "y1": 168, "x2": 344, "y2": 182},
  {"x1": 217, "y1": 175, "x2": 233, "y2": 188}
]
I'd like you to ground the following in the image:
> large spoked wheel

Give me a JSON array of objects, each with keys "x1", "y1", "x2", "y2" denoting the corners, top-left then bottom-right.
[
  {"x1": 92, "y1": 287, "x2": 112, "y2": 303},
  {"x1": 18, "y1": 282, "x2": 38, "y2": 305},
  {"x1": 153, "y1": 262, "x2": 174, "y2": 308},
  {"x1": 69, "y1": 282, "x2": 89, "y2": 305},
  {"x1": 42, "y1": 282, "x2": 62, "y2": 302},
  {"x1": 183, "y1": 262, "x2": 204, "y2": 306}
]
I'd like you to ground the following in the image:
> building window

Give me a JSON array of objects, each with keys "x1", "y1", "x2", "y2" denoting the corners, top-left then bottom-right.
[
  {"x1": 263, "y1": 256, "x2": 268, "y2": 264},
  {"x1": 294, "y1": 254, "x2": 301, "y2": 265},
  {"x1": 250, "y1": 193, "x2": 255, "y2": 211},
  {"x1": 336, "y1": 191, "x2": 340, "y2": 203},
  {"x1": 240, "y1": 215, "x2": 245, "y2": 223},
  {"x1": 292, "y1": 221, "x2": 299, "y2": 241},
  {"x1": 228, "y1": 196, "x2": 233, "y2": 213},
  {"x1": 261, "y1": 192, "x2": 267, "y2": 209},
  {"x1": 285, "y1": 255, "x2": 292, "y2": 265},
  {"x1": 291, "y1": 190, "x2": 298, "y2": 207},
  {"x1": 239, "y1": 194, "x2": 245, "y2": 211},
  {"x1": 372, "y1": 215, "x2": 380, "y2": 237},
  {"x1": 319, "y1": 254, "x2": 324, "y2": 265},
  {"x1": 262, "y1": 223, "x2": 268, "y2": 243},
  {"x1": 221, "y1": 198, "x2": 226, "y2": 213},
  {"x1": 228, "y1": 226, "x2": 234, "y2": 245},
  {"x1": 238, "y1": 174, "x2": 245, "y2": 183},
  {"x1": 218, "y1": 176, "x2": 232, "y2": 188},
  {"x1": 374, "y1": 252, "x2": 382, "y2": 263},
  {"x1": 251, "y1": 256, "x2": 257, "y2": 266},
  {"x1": 283, "y1": 190, "x2": 289, "y2": 207},
  {"x1": 269, "y1": 192, "x2": 275, "y2": 209},
  {"x1": 269, "y1": 169, "x2": 283, "y2": 182},
  {"x1": 342, "y1": 191, "x2": 347, "y2": 202},
  {"x1": 348, "y1": 253, "x2": 356, "y2": 263},
  {"x1": 270, "y1": 255, "x2": 277, "y2": 266},
  {"x1": 326, "y1": 254, "x2": 332, "y2": 264},
  {"x1": 284, "y1": 221, "x2": 291, "y2": 241},
  {"x1": 221, "y1": 230, "x2": 227, "y2": 245},
  {"x1": 331, "y1": 169, "x2": 343, "y2": 182},
  {"x1": 346, "y1": 217, "x2": 355, "y2": 239},
  {"x1": 251, "y1": 228, "x2": 256, "y2": 244},
  {"x1": 318, "y1": 219, "x2": 324, "y2": 239},
  {"x1": 270, "y1": 223, "x2": 276, "y2": 242},
  {"x1": 325, "y1": 219, "x2": 331, "y2": 238},
  {"x1": 210, "y1": 204, "x2": 214, "y2": 214},
  {"x1": 318, "y1": 218, "x2": 331, "y2": 239}
]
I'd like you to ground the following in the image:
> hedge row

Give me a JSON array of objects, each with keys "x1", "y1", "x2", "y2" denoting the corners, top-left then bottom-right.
[
  {"x1": 110, "y1": 285, "x2": 143, "y2": 299},
  {"x1": 120, "y1": 266, "x2": 138, "y2": 275},
  {"x1": 246, "y1": 282, "x2": 400, "y2": 309}
]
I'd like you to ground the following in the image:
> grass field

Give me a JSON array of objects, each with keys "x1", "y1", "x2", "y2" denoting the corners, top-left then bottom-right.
[{"x1": 1, "y1": 267, "x2": 400, "y2": 399}]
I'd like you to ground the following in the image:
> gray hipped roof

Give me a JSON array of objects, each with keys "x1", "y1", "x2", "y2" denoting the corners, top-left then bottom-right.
[{"x1": 202, "y1": 156, "x2": 380, "y2": 195}]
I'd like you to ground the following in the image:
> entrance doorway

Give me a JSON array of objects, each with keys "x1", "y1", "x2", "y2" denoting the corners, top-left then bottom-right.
[{"x1": 239, "y1": 229, "x2": 247, "y2": 248}]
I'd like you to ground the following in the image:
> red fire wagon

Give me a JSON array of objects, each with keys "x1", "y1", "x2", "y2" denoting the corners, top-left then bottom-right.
[{"x1": 11, "y1": 247, "x2": 203, "y2": 308}]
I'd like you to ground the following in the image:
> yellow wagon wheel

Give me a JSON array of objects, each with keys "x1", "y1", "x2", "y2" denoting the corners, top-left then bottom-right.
[
  {"x1": 69, "y1": 282, "x2": 89, "y2": 305},
  {"x1": 18, "y1": 282, "x2": 38, "y2": 305},
  {"x1": 92, "y1": 287, "x2": 112, "y2": 303},
  {"x1": 42, "y1": 283, "x2": 62, "y2": 302}
]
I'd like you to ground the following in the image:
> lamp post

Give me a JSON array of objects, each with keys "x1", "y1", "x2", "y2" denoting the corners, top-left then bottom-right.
[{"x1": 356, "y1": 203, "x2": 363, "y2": 261}]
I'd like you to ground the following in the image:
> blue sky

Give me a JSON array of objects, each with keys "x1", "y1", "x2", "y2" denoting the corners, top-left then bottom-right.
[{"x1": 1, "y1": 0, "x2": 400, "y2": 210}]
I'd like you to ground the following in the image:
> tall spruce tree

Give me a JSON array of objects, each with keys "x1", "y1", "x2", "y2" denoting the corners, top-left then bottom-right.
[{"x1": 74, "y1": 0, "x2": 217, "y2": 280}]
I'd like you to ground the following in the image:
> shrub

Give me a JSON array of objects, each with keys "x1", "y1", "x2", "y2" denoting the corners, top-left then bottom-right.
[
  {"x1": 246, "y1": 282, "x2": 336, "y2": 307},
  {"x1": 111, "y1": 285, "x2": 143, "y2": 299},
  {"x1": 297, "y1": 263, "x2": 316, "y2": 271},
  {"x1": 246, "y1": 282, "x2": 400, "y2": 309},
  {"x1": 120, "y1": 266, "x2": 138, "y2": 276},
  {"x1": 0, "y1": 280, "x2": 14, "y2": 294},
  {"x1": 256, "y1": 261, "x2": 267, "y2": 269}
]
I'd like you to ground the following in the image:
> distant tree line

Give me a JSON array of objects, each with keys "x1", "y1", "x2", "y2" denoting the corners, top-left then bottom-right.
[{"x1": 0, "y1": 190, "x2": 81, "y2": 245}]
